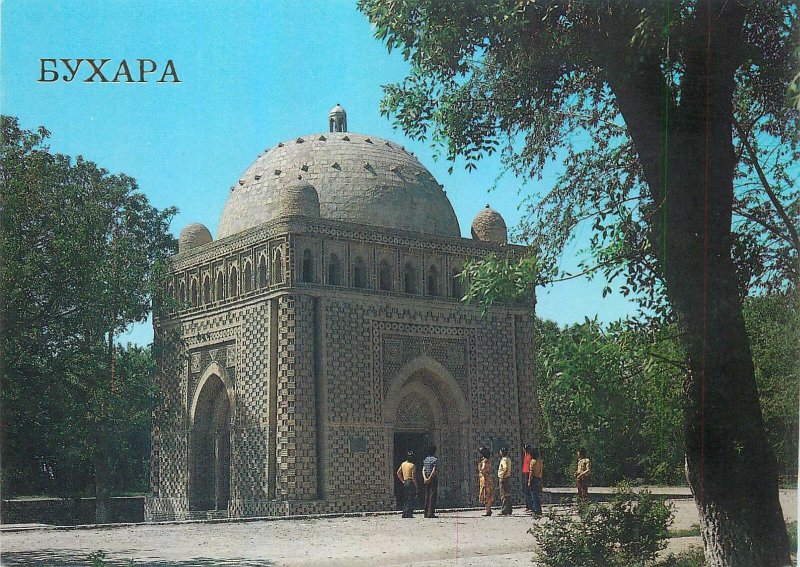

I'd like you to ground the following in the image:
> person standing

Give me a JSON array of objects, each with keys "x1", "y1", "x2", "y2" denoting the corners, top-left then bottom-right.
[
  {"x1": 528, "y1": 447, "x2": 543, "y2": 515},
  {"x1": 396, "y1": 450, "x2": 418, "y2": 518},
  {"x1": 497, "y1": 446, "x2": 513, "y2": 515},
  {"x1": 478, "y1": 447, "x2": 494, "y2": 516},
  {"x1": 422, "y1": 445, "x2": 439, "y2": 518},
  {"x1": 574, "y1": 448, "x2": 591, "y2": 500},
  {"x1": 522, "y1": 444, "x2": 533, "y2": 512}
]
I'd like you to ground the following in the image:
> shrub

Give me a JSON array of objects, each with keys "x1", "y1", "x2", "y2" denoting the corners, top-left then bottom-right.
[{"x1": 529, "y1": 483, "x2": 673, "y2": 567}]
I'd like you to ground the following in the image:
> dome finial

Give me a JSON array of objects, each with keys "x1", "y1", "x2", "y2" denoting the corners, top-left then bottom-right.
[{"x1": 329, "y1": 104, "x2": 347, "y2": 133}]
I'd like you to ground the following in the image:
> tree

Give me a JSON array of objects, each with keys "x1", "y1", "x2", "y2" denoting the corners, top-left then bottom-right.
[
  {"x1": 0, "y1": 116, "x2": 176, "y2": 521},
  {"x1": 359, "y1": 1, "x2": 796, "y2": 564},
  {"x1": 743, "y1": 289, "x2": 800, "y2": 480},
  {"x1": 535, "y1": 317, "x2": 685, "y2": 486}
]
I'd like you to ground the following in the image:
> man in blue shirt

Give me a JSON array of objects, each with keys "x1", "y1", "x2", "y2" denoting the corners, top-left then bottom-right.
[{"x1": 422, "y1": 445, "x2": 439, "y2": 518}]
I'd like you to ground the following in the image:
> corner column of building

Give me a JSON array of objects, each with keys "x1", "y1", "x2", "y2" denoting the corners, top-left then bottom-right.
[
  {"x1": 275, "y1": 293, "x2": 319, "y2": 500},
  {"x1": 515, "y1": 313, "x2": 539, "y2": 446}
]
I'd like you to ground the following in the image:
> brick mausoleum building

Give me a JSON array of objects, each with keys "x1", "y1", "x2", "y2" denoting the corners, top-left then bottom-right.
[{"x1": 145, "y1": 105, "x2": 539, "y2": 521}]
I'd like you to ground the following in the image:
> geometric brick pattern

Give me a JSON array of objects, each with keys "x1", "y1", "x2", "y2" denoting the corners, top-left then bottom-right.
[{"x1": 146, "y1": 212, "x2": 536, "y2": 521}]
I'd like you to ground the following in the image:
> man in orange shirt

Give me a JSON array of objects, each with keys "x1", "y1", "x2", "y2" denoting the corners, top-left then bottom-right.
[
  {"x1": 522, "y1": 444, "x2": 533, "y2": 512},
  {"x1": 396, "y1": 450, "x2": 419, "y2": 518}
]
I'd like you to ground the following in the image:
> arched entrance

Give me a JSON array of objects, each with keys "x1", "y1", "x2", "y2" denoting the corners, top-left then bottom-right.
[
  {"x1": 385, "y1": 356, "x2": 470, "y2": 508},
  {"x1": 189, "y1": 363, "x2": 234, "y2": 512}
]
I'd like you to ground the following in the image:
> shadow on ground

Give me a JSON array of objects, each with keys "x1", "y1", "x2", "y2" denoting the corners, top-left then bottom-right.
[{"x1": 1, "y1": 550, "x2": 276, "y2": 566}]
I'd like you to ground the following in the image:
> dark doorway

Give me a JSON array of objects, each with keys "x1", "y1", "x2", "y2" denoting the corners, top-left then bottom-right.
[
  {"x1": 190, "y1": 375, "x2": 231, "y2": 512},
  {"x1": 393, "y1": 431, "x2": 431, "y2": 509}
]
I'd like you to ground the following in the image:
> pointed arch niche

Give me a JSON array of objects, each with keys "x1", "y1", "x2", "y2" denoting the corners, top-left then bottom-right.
[
  {"x1": 189, "y1": 362, "x2": 235, "y2": 512},
  {"x1": 384, "y1": 355, "x2": 470, "y2": 508}
]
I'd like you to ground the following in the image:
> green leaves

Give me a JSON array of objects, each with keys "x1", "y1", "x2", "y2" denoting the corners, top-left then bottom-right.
[
  {"x1": 535, "y1": 317, "x2": 686, "y2": 486},
  {"x1": 459, "y1": 253, "x2": 544, "y2": 313},
  {"x1": 1, "y1": 116, "x2": 175, "y2": 497},
  {"x1": 530, "y1": 483, "x2": 674, "y2": 567}
]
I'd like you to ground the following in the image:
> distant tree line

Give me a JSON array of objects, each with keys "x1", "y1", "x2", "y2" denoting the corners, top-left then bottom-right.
[{"x1": 535, "y1": 288, "x2": 798, "y2": 487}]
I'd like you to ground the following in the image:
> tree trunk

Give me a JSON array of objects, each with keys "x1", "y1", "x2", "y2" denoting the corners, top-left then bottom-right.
[
  {"x1": 94, "y1": 434, "x2": 111, "y2": 524},
  {"x1": 600, "y1": 3, "x2": 791, "y2": 563}
]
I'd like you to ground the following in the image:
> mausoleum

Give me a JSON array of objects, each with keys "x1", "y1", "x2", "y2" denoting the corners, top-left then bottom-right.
[{"x1": 145, "y1": 105, "x2": 538, "y2": 520}]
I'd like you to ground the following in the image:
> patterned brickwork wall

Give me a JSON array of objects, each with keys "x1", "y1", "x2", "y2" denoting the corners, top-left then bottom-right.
[
  {"x1": 146, "y1": 331, "x2": 189, "y2": 521},
  {"x1": 147, "y1": 301, "x2": 275, "y2": 521},
  {"x1": 151, "y1": 211, "x2": 537, "y2": 520},
  {"x1": 229, "y1": 302, "x2": 272, "y2": 516},
  {"x1": 470, "y1": 311, "x2": 525, "y2": 500},
  {"x1": 515, "y1": 314, "x2": 540, "y2": 447},
  {"x1": 320, "y1": 296, "x2": 533, "y2": 509},
  {"x1": 275, "y1": 294, "x2": 318, "y2": 500}
]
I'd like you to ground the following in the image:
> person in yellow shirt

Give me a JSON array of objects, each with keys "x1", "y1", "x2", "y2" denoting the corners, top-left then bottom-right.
[
  {"x1": 396, "y1": 450, "x2": 418, "y2": 518},
  {"x1": 497, "y1": 446, "x2": 513, "y2": 515},
  {"x1": 527, "y1": 447, "x2": 543, "y2": 515},
  {"x1": 574, "y1": 448, "x2": 591, "y2": 500}
]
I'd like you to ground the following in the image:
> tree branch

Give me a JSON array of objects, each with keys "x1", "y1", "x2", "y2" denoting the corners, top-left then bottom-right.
[{"x1": 733, "y1": 117, "x2": 800, "y2": 256}]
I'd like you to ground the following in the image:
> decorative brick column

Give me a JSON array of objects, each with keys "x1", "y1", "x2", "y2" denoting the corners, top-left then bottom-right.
[{"x1": 275, "y1": 294, "x2": 318, "y2": 499}]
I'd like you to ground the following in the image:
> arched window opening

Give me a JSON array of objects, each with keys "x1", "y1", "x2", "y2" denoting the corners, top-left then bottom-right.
[
  {"x1": 302, "y1": 249, "x2": 314, "y2": 283},
  {"x1": 215, "y1": 272, "x2": 224, "y2": 301},
  {"x1": 328, "y1": 253, "x2": 342, "y2": 286},
  {"x1": 258, "y1": 255, "x2": 267, "y2": 288},
  {"x1": 378, "y1": 260, "x2": 392, "y2": 291},
  {"x1": 427, "y1": 266, "x2": 439, "y2": 296},
  {"x1": 190, "y1": 279, "x2": 198, "y2": 306},
  {"x1": 452, "y1": 269, "x2": 464, "y2": 299},
  {"x1": 179, "y1": 282, "x2": 186, "y2": 304},
  {"x1": 403, "y1": 263, "x2": 417, "y2": 294},
  {"x1": 202, "y1": 275, "x2": 211, "y2": 304},
  {"x1": 229, "y1": 266, "x2": 239, "y2": 297},
  {"x1": 353, "y1": 256, "x2": 367, "y2": 288},
  {"x1": 273, "y1": 249, "x2": 284, "y2": 284},
  {"x1": 243, "y1": 262, "x2": 253, "y2": 293}
]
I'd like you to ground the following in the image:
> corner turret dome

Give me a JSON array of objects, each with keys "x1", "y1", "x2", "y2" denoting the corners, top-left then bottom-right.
[
  {"x1": 471, "y1": 205, "x2": 508, "y2": 244},
  {"x1": 178, "y1": 222, "x2": 213, "y2": 253},
  {"x1": 279, "y1": 177, "x2": 321, "y2": 217}
]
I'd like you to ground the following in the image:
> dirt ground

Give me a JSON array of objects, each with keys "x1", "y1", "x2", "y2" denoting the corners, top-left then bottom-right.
[{"x1": 0, "y1": 490, "x2": 795, "y2": 566}]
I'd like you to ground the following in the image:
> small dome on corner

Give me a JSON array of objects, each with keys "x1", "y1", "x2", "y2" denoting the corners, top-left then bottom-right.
[
  {"x1": 279, "y1": 177, "x2": 321, "y2": 218},
  {"x1": 179, "y1": 223, "x2": 213, "y2": 253},
  {"x1": 471, "y1": 204, "x2": 508, "y2": 244}
]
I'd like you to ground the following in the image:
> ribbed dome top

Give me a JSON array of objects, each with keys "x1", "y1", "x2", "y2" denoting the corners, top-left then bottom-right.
[{"x1": 217, "y1": 132, "x2": 460, "y2": 239}]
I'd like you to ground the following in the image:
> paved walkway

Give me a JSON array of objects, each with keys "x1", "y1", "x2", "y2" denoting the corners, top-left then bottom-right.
[{"x1": 1, "y1": 490, "x2": 794, "y2": 566}]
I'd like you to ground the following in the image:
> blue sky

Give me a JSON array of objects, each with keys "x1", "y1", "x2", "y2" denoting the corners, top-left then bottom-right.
[{"x1": 2, "y1": 0, "x2": 637, "y2": 345}]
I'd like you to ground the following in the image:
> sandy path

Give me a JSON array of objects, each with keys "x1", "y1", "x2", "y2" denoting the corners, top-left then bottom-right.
[{"x1": 1, "y1": 490, "x2": 794, "y2": 566}]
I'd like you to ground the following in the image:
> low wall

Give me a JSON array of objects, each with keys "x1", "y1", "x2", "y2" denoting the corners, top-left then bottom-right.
[{"x1": 1, "y1": 496, "x2": 144, "y2": 525}]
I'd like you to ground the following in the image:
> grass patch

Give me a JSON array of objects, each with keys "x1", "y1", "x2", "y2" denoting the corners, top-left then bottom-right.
[{"x1": 668, "y1": 523, "x2": 701, "y2": 538}]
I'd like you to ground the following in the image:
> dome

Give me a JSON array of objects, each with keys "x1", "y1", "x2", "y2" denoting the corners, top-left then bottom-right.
[
  {"x1": 471, "y1": 205, "x2": 507, "y2": 244},
  {"x1": 178, "y1": 222, "x2": 213, "y2": 253},
  {"x1": 217, "y1": 131, "x2": 460, "y2": 239},
  {"x1": 279, "y1": 177, "x2": 320, "y2": 217}
]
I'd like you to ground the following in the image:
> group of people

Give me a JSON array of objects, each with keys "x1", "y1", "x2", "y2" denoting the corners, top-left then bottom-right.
[
  {"x1": 396, "y1": 445, "x2": 441, "y2": 518},
  {"x1": 479, "y1": 444, "x2": 543, "y2": 516},
  {"x1": 396, "y1": 444, "x2": 591, "y2": 518}
]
